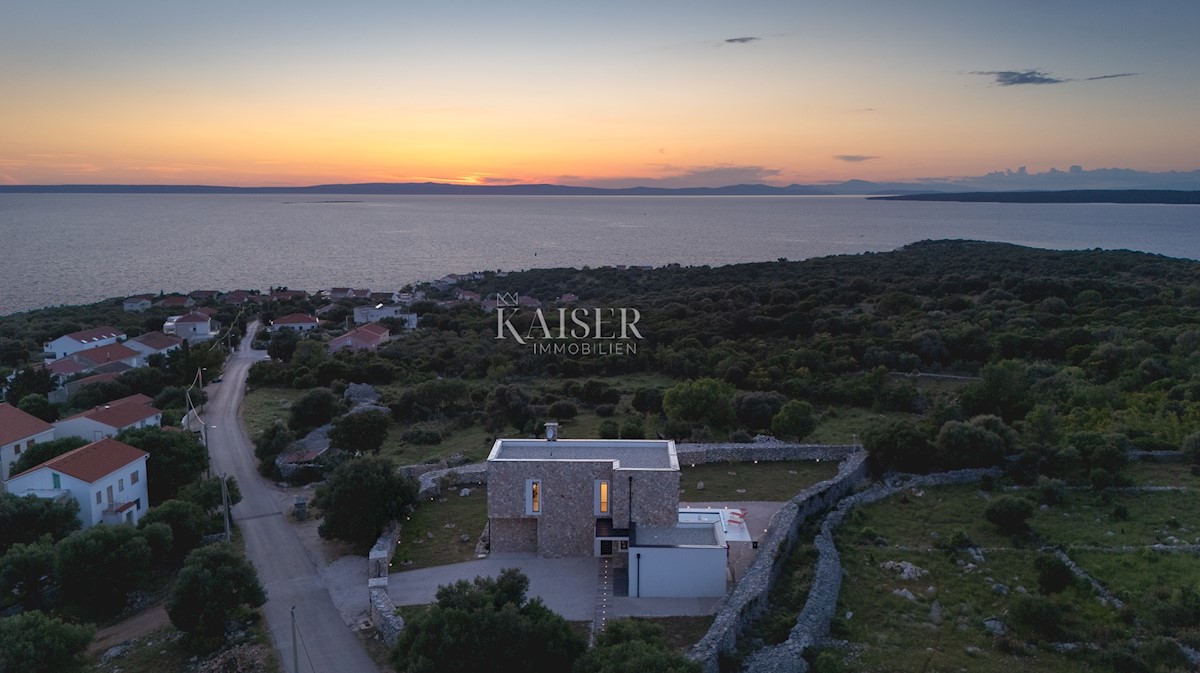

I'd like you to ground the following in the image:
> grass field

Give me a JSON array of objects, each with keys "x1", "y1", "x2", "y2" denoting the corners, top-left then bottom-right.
[
  {"x1": 391, "y1": 486, "x2": 489, "y2": 572},
  {"x1": 678, "y1": 460, "x2": 839, "y2": 502},
  {"x1": 807, "y1": 406, "x2": 912, "y2": 445},
  {"x1": 241, "y1": 387, "x2": 307, "y2": 441}
]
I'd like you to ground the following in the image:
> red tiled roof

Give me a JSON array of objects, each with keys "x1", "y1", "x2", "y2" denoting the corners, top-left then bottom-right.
[
  {"x1": 196, "y1": 307, "x2": 217, "y2": 316},
  {"x1": 0, "y1": 403, "x2": 53, "y2": 446},
  {"x1": 69, "y1": 372, "x2": 122, "y2": 389},
  {"x1": 174, "y1": 312, "x2": 211, "y2": 324},
  {"x1": 63, "y1": 326, "x2": 124, "y2": 344},
  {"x1": 8, "y1": 437, "x2": 147, "y2": 484},
  {"x1": 63, "y1": 394, "x2": 159, "y2": 429},
  {"x1": 357, "y1": 323, "x2": 390, "y2": 337},
  {"x1": 159, "y1": 295, "x2": 191, "y2": 305},
  {"x1": 273, "y1": 313, "x2": 318, "y2": 324},
  {"x1": 125, "y1": 295, "x2": 154, "y2": 302},
  {"x1": 130, "y1": 331, "x2": 183, "y2": 351},
  {"x1": 46, "y1": 359, "x2": 87, "y2": 376},
  {"x1": 189, "y1": 290, "x2": 219, "y2": 299},
  {"x1": 73, "y1": 343, "x2": 139, "y2": 367}
]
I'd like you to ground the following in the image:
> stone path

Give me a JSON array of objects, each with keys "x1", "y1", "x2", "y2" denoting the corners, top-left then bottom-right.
[{"x1": 593, "y1": 557, "x2": 615, "y2": 644}]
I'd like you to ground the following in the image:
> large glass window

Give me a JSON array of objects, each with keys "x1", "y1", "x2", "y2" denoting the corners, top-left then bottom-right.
[
  {"x1": 595, "y1": 480, "x2": 610, "y2": 515},
  {"x1": 526, "y1": 479, "x2": 541, "y2": 515}
]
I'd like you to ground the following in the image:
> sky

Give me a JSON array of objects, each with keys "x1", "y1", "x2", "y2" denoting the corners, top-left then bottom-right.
[{"x1": 1, "y1": 1, "x2": 1198, "y2": 188}]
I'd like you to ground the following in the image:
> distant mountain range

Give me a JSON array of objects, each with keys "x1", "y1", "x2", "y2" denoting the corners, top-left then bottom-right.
[{"x1": 3, "y1": 166, "x2": 1199, "y2": 196}]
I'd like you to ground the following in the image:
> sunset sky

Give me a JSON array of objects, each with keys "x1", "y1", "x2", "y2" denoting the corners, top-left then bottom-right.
[{"x1": 2, "y1": 1, "x2": 1198, "y2": 187}]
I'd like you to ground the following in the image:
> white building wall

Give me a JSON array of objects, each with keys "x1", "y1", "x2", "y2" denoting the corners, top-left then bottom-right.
[
  {"x1": 43, "y1": 334, "x2": 121, "y2": 360},
  {"x1": 628, "y1": 545, "x2": 727, "y2": 598},
  {"x1": 54, "y1": 415, "x2": 160, "y2": 443},
  {"x1": 4, "y1": 457, "x2": 149, "y2": 528},
  {"x1": 1, "y1": 427, "x2": 56, "y2": 484}
]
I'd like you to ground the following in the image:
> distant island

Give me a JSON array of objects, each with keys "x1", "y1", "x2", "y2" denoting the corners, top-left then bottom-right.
[{"x1": 872, "y1": 189, "x2": 1200, "y2": 205}]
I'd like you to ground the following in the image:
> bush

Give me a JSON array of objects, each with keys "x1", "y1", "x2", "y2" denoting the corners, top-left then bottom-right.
[
  {"x1": 1034, "y1": 553, "x2": 1073, "y2": 595},
  {"x1": 288, "y1": 388, "x2": 342, "y2": 434},
  {"x1": 619, "y1": 418, "x2": 645, "y2": 439},
  {"x1": 984, "y1": 495, "x2": 1033, "y2": 534},
  {"x1": 599, "y1": 419, "x2": 620, "y2": 439},
  {"x1": 595, "y1": 404, "x2": 616, "y2": 418},
  {"x1": 401, "y1": 429, "x2": 442, "y2": 445},
  {"x1": 1008, "y1": 594, "x2": 1062, "y2": 640},
  {"x1": 1037, "y1": 476, "x2": 1066, "y2": 505},
  {"x1": 547, "y1": 400, "x2": 577, "y2": 420}
]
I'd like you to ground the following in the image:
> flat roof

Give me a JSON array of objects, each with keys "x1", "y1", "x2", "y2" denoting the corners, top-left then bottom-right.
[
  {"x1": 633, "y1": 522, "x2": 725, "y2": 548},
  {"x1": 487, "y1": 438, "x2": 678, "y2": 470}
]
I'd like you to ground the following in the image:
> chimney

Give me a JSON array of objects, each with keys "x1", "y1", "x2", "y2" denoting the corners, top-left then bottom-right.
[{"x1": 544, "y1": 422, "x2": 558, "y2": 441}]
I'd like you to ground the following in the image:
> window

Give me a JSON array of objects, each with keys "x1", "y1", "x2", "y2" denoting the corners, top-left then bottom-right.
[
  {"x1": 13, "y1": 443, "x2": 20, "y2": 456},
  {"x1": 526, "y1": 479, "x2": 541, "y2": 515},
  {"x1": 118, "y1": 478, "x2": 124, "y2": 492},
  {"x1": 96, "y1": 491, "x2": 102, "y2": 505},
  {"x1": 595, "y1": 480, "x2": 610, "y2": 515},
  {"x1": 52, "y1": 473, "x2": 60, "y2": 489},
  {"x1": 131, "y1": 470, "x2": 139, "y2": 484}
]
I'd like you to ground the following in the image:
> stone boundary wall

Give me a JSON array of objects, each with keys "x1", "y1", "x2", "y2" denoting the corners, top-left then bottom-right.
[
  {"x1": 688, "y1": 451, "x2": 870, "y2": 673},
  {"x1": 1129, "y1": 450, "x2": 1185, "y2": 463},
  {"x1": 675, "y1": 443, "x2": 861, "y2": 465},
  {"x1": 740, "y1": 467, "x2": 1001, "y2": 673},
  {"x1": 367, "y1": 523, "x2": 404, "y2": 646}
]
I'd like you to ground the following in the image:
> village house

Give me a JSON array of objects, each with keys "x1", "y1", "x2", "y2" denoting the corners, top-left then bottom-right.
[
  {"x1": 54, "y1": 394, "x2": 162, "y2": 442},
  {"x1": 269, "y1": 313, "x2": 320, "y2": 332},
  {"x1": 49, "y1": 371, "x2": 122, "y2": 405},
  {"x1": 0, "y1": 403, "x2": 55, "y2": 486},
  {"x1": 122, "y1": 295, "x2": 154, "y2": 312},
  {"x1": 486, "y1": 426, "x2": 727, "y2": 598},
  {"x1": 43, "y1": 326, "x2": 126, "y2": 361},
  {"x1": 270, "y1": 289, "x2": 309, "y2": 301},
  {"x1": 41, "y1": 342, "x2": 142, "y2": 391},
  {"x1": 156, "y1": 294, "x2": 194, "y2": 310},
  {"x1": 221, "y1": 290, "x2": 253, "y2": 305},
  {"x1": 126, "y1": 331, "x2": 183, "y2": 359},
  {"x1": 351, "y1": 304, "x2": 418, "y2": 327},
  {"x1": 188, "y1": 290, "x2": 221, "y2": 302},
  {"x1": 4, "y1": 438, "x2": 149, "y2": 528},
  {"x1": 165, "y1": 312, "x2": 219, "y2": 342},
  {"x1": 329, "y1": 288, "x2": 370, "y2": 300},
  {"x1": 328, "y1": 323, "x2": 390, "y2": 352}
]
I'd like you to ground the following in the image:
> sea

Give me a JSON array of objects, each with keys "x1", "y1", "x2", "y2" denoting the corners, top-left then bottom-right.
[{"x1": 2, "y1": 193, "x2": 1200, "y2": 316}]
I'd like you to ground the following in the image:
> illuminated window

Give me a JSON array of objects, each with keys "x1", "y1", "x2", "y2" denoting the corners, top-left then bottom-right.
[
  {"x1": 595, "y1": 480, "x2": 610, "y2": 515},
  {"x1": 526, "y1": 479, "x2": 541, "y2": 515}
]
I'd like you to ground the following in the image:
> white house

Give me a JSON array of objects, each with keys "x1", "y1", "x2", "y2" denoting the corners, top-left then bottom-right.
[
  {"x1": 55, "y1": 394, "x2": 162, "y2": 442},
  {"x1": 165, "y1": 312, "x2": 219, "y2": 342},
  {"x1": 269, "y1": 313, "x2": 320, "y2": 332},
  {"x1": 4, "y1": 437, "x2": 149, "y2": 528},
  {"x1": 0, "y1": 403, "x2": 56, "y2": 486},
  {"x1": 352, "y1": 305, "x2": 419, "y2": 327},
  {"x1": 328, "y1": 323, "x2": 390, "y2": 352},
  {"x1": 122, "y1": 295, "x2": 153, "y2": 312},
  {"x1": 43, "y1": 326, "x2": 126, "y2": 361},
  {"x1": 126, "y1": 331, "x2": 183, "y2": 359}
]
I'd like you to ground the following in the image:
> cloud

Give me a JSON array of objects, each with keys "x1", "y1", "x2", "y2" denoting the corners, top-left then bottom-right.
[
  {"x1": 724, "y1": 36, "x2": 760, "y2": 44},
  {"x1": 1085, "y1": 72, "x2": 1139, "y2": 81},
  {"x1": 974, "y1": 69, "x2": 1067, "y2": 86},
  {"x1": 834, "y1": 155, "x2": 879, "y2": 163},
  {"x1": 973, "y1": 69, "x2": 1140, "y2": 86}
]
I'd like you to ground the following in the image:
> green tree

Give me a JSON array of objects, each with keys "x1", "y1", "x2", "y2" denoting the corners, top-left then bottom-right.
[
  {"x1": 575, "y1": 618, "x2": 701, "y2": 673},
  {"x1": 329, "y1": 409, "x2": 391, "y2": 454},
  {"x1": 933, "y1": 420, "x2": 1005, "y2": 469},
  {"x1": 599, "y1": 418, "x2": 620, "y2": 439},
  {"x1": 289, "y1": 388, "x2": 343, "y2": 434},
  {"x1": 734, "y1": 391, "x2": 786, "y2": 434},
  {"x1": 314, "y1": 456, "x2": 417, "y2": 546},
  {"x1": 1034, "y1": 553, "x2": 1073, "y2": 595},
  {"x1": 0, "y1": 337, "x2": 30, "y2": 369},
  {"x1": 620, "y1": 417, "x2": 645, "y2": 439},
  {"x1": 485, "y1": 384, "x2": 533, "y2": 432},
  {"x1": 0, "y1": 536, "x2": 55, "y2": 609},
  {"x1": 392, "y1": 568, "x2": 586, "y2": 673},
  {"x1": 770, "y1": 400, "x2": 816, "y2": 441},
  {"x1": 54, "y1": 525, "x2": 152, "y2": 617},
  {"x1": 984, "y1": 495, "x2": 1034, "y2": 535},
  {"x1": 68, "y1": 381, "x2": 132, "y2": 411},
  {"x1": 0, "y1": 611, "x2": 95, "y2": 673},
  {"x1": 167, "y1": 543, "x2": 266, "y2": 641},
  {"x1": 5, "y1": 367, "x2": 56, "y2": 405},
  {"x1": 177, "y1": 476, "x2": 242, "y2": 515},
  {"x1": 863, "y1": 418, "x2": 933, "y2": 475},
  {"x1": 291, "y1": 339, "x2": 328, "y2": 372},
  {"x1": 662, "y1": 378, "x2": 735, "y2": 429},
  {"x1": 254, "y1": 423, "x2": 295, "y2": 461},
  {"x1": 138, "y1": 500, "x2": 209, "y2": 564},
  {"x1": 16, "y1": 393, "x2": 58, "y2": 422},
  {"x1": 0, "y1": 492, "x2": 81, "y2": 554},
  {"x1": 631, "y1": 387, "x2": 664, "y2": 416},
  {"x1": 9, "y1": 436, "x2": 88, "y2": 477},
  {"x1": 267, "y1": 328, "x2": 300, "y2": 363},
  {"x1": 116, "y1": 427, "x2": 209, "y2": 505}
]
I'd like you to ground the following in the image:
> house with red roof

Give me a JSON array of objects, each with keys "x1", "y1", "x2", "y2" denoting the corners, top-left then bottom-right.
[
  {"x1": 222, "y1": 290, "x2": 253, "y2": 305},
  {"x1": 43, "y1": 326, "x2": 126, "y2": 361},
  {"x1": 126, "y1": 331, "x2": 183, "y2": 359},
  {"x1": 4, "y1": 437, "x2": 149, "y2": 528},
  {"x1": 164, "y1": 312, "x2": 219, "y2": 342},
  {"x1": 188, "y1": 290, "x2": 220, "y2": 301},
  {"x1": 123, "y1": 295, "x2": 154, "y2": 312},
  {"x1": 269, "y1": 313, "x2": 320, "y2": 332},
  {"x1": 54, "y1": 394, "x2": 162, "y2": 442},
  {"x1": 328, "y1": 323, "x2": 390, "y2": 353},
  {"x1": 0, "y1": 403, "x2": 55, "y2": 485},
  {"x1": 156, "y1": 294, "x2": 194, "y2": 310}
]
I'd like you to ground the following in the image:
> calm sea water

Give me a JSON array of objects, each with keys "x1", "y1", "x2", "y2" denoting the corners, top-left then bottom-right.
[{"x1": 2, "y1": 194, "x2": 1199, "y2": 316}]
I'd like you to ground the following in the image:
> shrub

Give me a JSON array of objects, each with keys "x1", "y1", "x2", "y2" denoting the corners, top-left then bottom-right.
[
  {"x1": 984, "y1": 495, "x2": 1033, "y2": 534},
  {"x1": 1034, "y1": 553, "x2": 1073, "y2": 595},
  {"x1": 599, "y1": 419, "x2": 620, "y2": 440},
  {"x1": 595, "y1": 404, "x2": 616, "y2": 418},
  {"x1": 547, "y1": 400, "x2": 577, "y2": 420},
  {"x1": 619, "y1": 418, "x2": 645, "y2": 440},
  {"x1": 1037, "y1": 476, "x2": 1066, "y2": 506},
  {"x1": 1008, "y1": 594, "x2": 1062, "y2": 640}
]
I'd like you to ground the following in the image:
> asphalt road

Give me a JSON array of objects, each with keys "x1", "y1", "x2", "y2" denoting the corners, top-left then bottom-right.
[{"x1": 204, "y1": 324, "x2": 380, "y2": 673}]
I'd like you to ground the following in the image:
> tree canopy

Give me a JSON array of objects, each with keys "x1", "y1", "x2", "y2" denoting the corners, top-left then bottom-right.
[
  {"x1": 328, "y1": 409, "x2": 391, "y2": 454},
  {"x1": 9, "y1": 436, "x2": 88, "y2": 477},
  {"x1": 117, "y1": 426, "x2": 209, "y2": 504},
  {"x1": 0, "y1": 611, "x2": 94, "y2": 673},
  {"x1": 167, "y1": 543, "x2": 266, "y2": 641},
  {"x1": 314, "y1": 456, "x2": 417, "y2": 546},
  {"x1": 0, "y1": 492, "x2": 81, "y2": 555},
  {"x1": 392, "y1": 568, "x2": 586, "y2": 673}
]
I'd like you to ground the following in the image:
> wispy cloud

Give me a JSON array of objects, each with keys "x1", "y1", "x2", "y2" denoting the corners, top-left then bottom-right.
[
  {"x1": 973, "y1": 68, "x2": 1139, "y2": 86},
  {"x1": 563, "y1": 163, "x2": 782, "y2": 189},
  {"x1": 834, "y1": 155, "x2": 879, "y2": 163},
  {"x1": 725, "y1": 36, "x2": 760, "y2": 44}
]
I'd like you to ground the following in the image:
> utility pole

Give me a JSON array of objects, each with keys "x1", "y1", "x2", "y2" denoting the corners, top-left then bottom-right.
[
  {"x1": 221, "y1": 473, "x2": 232, "y2": 542},
  {"x1": 291, "y1": 606, "x2": 299, "y2": 673}
]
